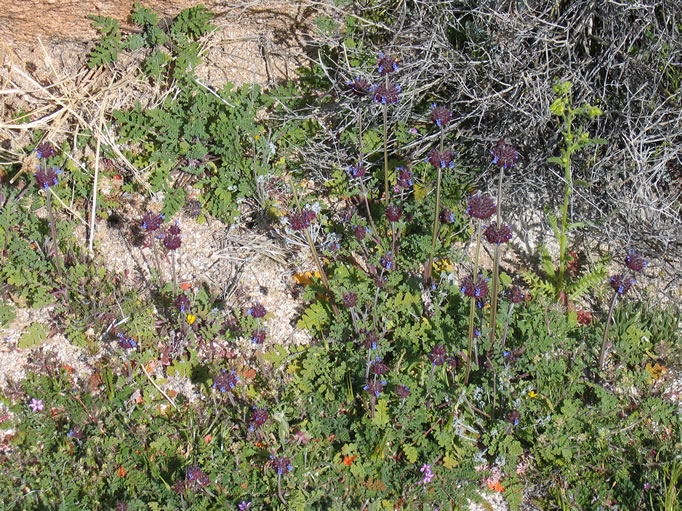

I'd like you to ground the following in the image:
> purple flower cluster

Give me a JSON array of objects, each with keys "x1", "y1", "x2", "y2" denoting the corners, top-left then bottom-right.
[
  {"x1": 363, "y1": 379, "x2": 387, "y2": 397},
  {"x1": 346, "y1": 77, "x2": 371, "y2": 97},
  {"x1": 429, "y1": 345, "x2": 447, "y2": 366},
  {"x1": 439, "y1": 208, "x2": 456, "y2": 224},
  {"x1": 251, "y1": 328, "x2": 266, "y2": 345},
  {"x1": 175, "y1": 293, "x2": 190, "y2": 313},
  {"x1": 609, "y1": 274, "x2": 635, "y2": 295},
  {"x1": 213, "y1": 369, "x2": 240, "y2": 392},
  {"x1": 185, "y1": 465, "x2": 210, "y2": 489},
  {"x1": 380, "y1": 252, "x2": 394, "y2": 270},
  {"x1": 385, "y1": 204, "x2": 402, "y2": 222},
  {"x1": 625, "y1": 250, "x2": 647, "y2": 272},
  {"x1": 249, "y1": 407, "x2": 269, "y2": 431},
  {"x1": 509, "y1": 286, "x2": 525, "y2": 303},
  {"x1": 347, "y1": 163, "x2": 367, "y2": 179},
  {"x1": 354, "y1": 225, "x2": 369, "y2": 241},
  {"x1": 270, "y1": 455, "x2": 293, "y2": 475},
  {"x1": 288, "y1": 210, "x2": 316, "y2": 231},
  {"x1": 372, "y1": 82, "x2": 401, "y2": 105},
  {"x1": 371, "y1": 356, "x2": 391, "y2": 375},
  {"x1": 466, "y1": 194, "x2": 496, "y2": 220},
  {"x1": 364, "y1": 331, "x2": 380, "y2": 350},
  {"x1": 419, "y1": 463, "x2": 434, "y2": 489},
  {"x1": 460, "y1": 276, "x2": 489, "y2": 298},
  {"x1": 35, "y1": 142, "x2": 56, "y2": 159},
  {"x1": 342, "y1": 291, "x2": 358, "y2": 308},
  {"x1": 248, "y1": 302, "x2": 267, "y2": 318},
  {"x1": 141, "y1": 212, "x2": 165, "y2": 231},
  {"x1": 427, "y1": 148, "x2": 455, "y2": 169},
  {"x1": 483, "y1": 222, "x2": 513, "y2": 244},
  {"x1": 491, "y1": 138, "x2": 519, "y2": 168},
  {"x1": 395, "y1": 384, "x2": 410, "y2": 399},
  {"x1": 34, "y1": 166, "x2": 62, "y2": 190},
  {"x1": 116, "y1": 333, "x2": 137, "y2": 350},
  {"x1": 376, "y1": 53, "x2": 399, "y2": 75},
  {"x1": 430, "y1": 104, "x2": 452, "y2": 128},
  {"x1": 396, "y1": 167, "x2": 414, "y2": 188},
  {"x1": 163, "y1": 223, "x2": 182, "y2": 250}
]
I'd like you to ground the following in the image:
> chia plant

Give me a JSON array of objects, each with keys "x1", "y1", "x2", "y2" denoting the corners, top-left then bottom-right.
[
  {"x1": 373, "y1": 52, "x2": 400, "y2": 207},
  {"x1": 33, "y1": 143, "x2": 64, "y2": 279}
]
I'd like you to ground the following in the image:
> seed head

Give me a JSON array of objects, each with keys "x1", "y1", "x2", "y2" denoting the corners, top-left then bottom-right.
[
  {"x1": 466, "y1": 193, "x2": 496, "y2": 220},
  {"x1": 625, "y1": 250, "x2": 647, "y2": 272},
  {"x1": 346, "y1": 77, "x2": 371, "y2": 96},
  {"x1": 354, "y1": 225, "x2": 368, "y2": 241},
  {"x1": 342, "y1": 291, "x2": 358, "y2": 308},
  {"x1": 427, "y1": 148, "x2": 455, "y2": 169},
  {"x1": 376, "y1": 52, "x2": 399, "y2": 75},
  {"x1": 610, "y1": 274, "x2": 635, "y2": 295},
  {"x1": 430, "y1": 104, "x2": 452, "y2": 128},
  {"x1": 168, "y1": 223, "x2": 181, "y2": 236},
  {"x1": 288, "y1": 210, "x2": 315, "y2": 231},
  {"x1": 483, "y1": 222, "x2": 513, "y2": 244},
  {"x1": 491, "y1": 138, "x2": 519, "y2": 168},
  {"x1": 372, "y1": 82, "x2": 401, "y2": 104}
]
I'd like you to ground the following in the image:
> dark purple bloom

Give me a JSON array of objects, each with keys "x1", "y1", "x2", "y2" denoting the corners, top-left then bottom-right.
[
  {"x1": 466, "y1": 193, "x2": 496, "y2": 220},
  {"x1": 342, "y1": 292, "x2": 358, "y2": 308},
  {"x1": 427, "y1": 148, "x2": 455, "y2": 169},
  {"x1": 347, "y1": 163, "x2": 367, "y2": 179},
  {"x1": 115, "y1": 501, "x2": 128, "y2": 511},
  {"x1": 483, "y1": 222, "x2": 513, "y2": 244},
  {"x1": 396, "y1": 167, "x2": 414, "y2": 188},
  {"x1": 363, "y1": 379, "x2": 387, "y2": 397},
  {"x1": 213, "y1": 369, "x2": 240, "y2": 392},
  {"x1": 509, "y1": 286, "x2": 525, "y2": 303},
  {"x1": 460, "y1": 276, "x2": 489, "y2": 298},
  {"x1": 141, "y1": 212, "x2": 165, "y2": 231},
  {"x1": 625, "y1": 250, "x2": 647, "y2": 272},
  {"x1": 395, "y1": 384, "x2": 410, "y2": 399},
  {"x1": 364, "y1": 331, "x2": 380, "y2": 350},
  {"x1": 248, "y1": 303, "x2": 267, "y2": 318},
  {"x1": 251, "y1": 328, "x2": 266, "y2": 345},
  {"x1": 270, "y1": 455, "x2": 293, "y2": 475},
  {"x1": 175, "y1": 294, "x2": 190, "y2": 313},
  {"x1": 249, "y1": 407, "x2": 269, "y2": 431},
  {"x1": 185, "y1": 466, "x2": 210, "y2": 488},
  {"x1": 610, "y1": 274, "x2": 635, "y2": 294},
  {"x1": 380, "y1": 252, "x2": 394, "y2": 270},
  {"x1": 371, "y1": 356, "x2": 391, "y2": 375},
  {"x1": 376, "y1": 52, "x2": 399, "y2": 75},
  {"x1": 491, "y1": 138, "x2": 519, "y2": 168},
  {"x1": 354, "y1": 225, "x2": 369, "y2": 241},
  {"x1": 35, "y1": 142, "x2": 56, "y2": 159},
  {"x1": 385, "y1": 204, "x2": 402, "y2": 222},
  {"x1": 239, "y1": 502, "x2": 253, "y2": 511},
  {"x1": 448, "y1": 354, "x2": 463, "y2": 369},
  {"x1": 34, "y1": 166, "x2": 62, "y2": 189},
  {"x1": 506, "y1": 410, "x2": 521, "y2": 427},
  {"x1": 372, "y1": 82, "x2": 401, "y2": 104},
  {"x1": 430, "y1": 104, "x2": 452, "y2": 128},
  {"x1": 163, "y1": 233, "x2": 182, "y2": 250},
  {"x1": 440, "y1": 208, "x2": 455, "y2": 224},
  {"x1": 347, "y1": 77, "x2": 371, "y2": 96},
  {"x1": 66, "y1": 426, "x2": 83, "y2": 440},
  {"x1": 429, "y1": 344, "x2": 447, "y2": 366},
  {"x1": 288, "y1": 210, "x2": 315, "y2": 231},
  {"x1": 168, "y1": 223, "x2": 181, "y2": 236},
  {"x1": 116, "y1": 333, "x2": 137, "y2": 350}
]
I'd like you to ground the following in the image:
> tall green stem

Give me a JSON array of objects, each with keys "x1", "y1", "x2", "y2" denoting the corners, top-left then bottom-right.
[
  {"x1": 488, "y1": 165, "x2": 505, "y2": 350},
  {"x1": 425, "y1": 129, "x2": 445, "y2": 283},
  {"x1": 45, "y1": 191, "x2": 63, "y2": 279},
  {"x1": 557, "y1": 113, "x2": 573, "y2": 298},
  {"x1": 382, "y1": 103, "x2": 389, "y2": 207},
  {"x1": 598, "y1": 291, "x2": 619, "y2": 370},
  {"x1": 464, "y1": 221, "x2": 482, "y2": 385}
]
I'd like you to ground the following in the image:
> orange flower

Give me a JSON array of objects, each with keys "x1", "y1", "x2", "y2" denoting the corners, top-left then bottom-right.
[
  {"x1": 487, "y1": 479, "x2": 504, "y2": 492},
  {"x1": 340, "y1": 455, "x2": 357, "y2": 467},
  {"x1": 204, "y1": 434, "x2": 212, "y2": 443},
  {"x1": 117, "y1": 466, "x2": 126, "y2": 477}
]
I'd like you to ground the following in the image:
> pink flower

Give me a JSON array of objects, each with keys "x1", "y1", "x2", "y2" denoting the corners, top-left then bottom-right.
[{"x1": 29, "y1": 398, "x2": 44, "y2": 412}]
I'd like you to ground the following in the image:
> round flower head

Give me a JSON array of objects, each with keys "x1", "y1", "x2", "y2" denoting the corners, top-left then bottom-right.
[
  {"x1": 483, "y1": 222, "x2": 513, "y2": 244},
  {"x1": 34, "y1": 166, "x2": 62, "y2": 189},
  {"x1": 506, "y1": 410, "x2": 521, "y2": 426},
  {"x1": 346, "y1": 77, "x2": 371, "y2": 97},
  {"x1": 141, "y1": 212, "x2": 164, "y2": 232},
  {"x1": 249, "y1": 407, "x2": 269, "y2": 431},
  {"x1": 430, "y1": 104, "x2": 452, "y2": 128},
  {"x1": 364, "y1": 331, "x2": 380, "y2": 350},
  {"x1": 491, "y1": 138, "x2": 519, "y2": 168},
  {"x1": 248, "y1": 302, "x2": 267, "y2": 318},
  {"x1": 610, "y1": 274, "x2": 635, "y2": 294},
  {"x1": 376, "y1": 52, "x2": 399, "y2": 75},
  {"x1": 251, "y1": 328, "x2": 266, "y2": 345},
  {"x1": 625, "y1": 250, "x2": 647, "y2": 272},
  {"x1": 385, "y1": 204, "x2": 402, "y2": 222},
  {"x1": 270, "y1": 455, "x2": 293, "y2": 475},
  {"x1": 363, "y1": 379, "x2": 386, "y2": 397},
  {"x1": 466, "y1": 193, "x2": 496, "y2": 220},
  {"x1": 288, "y1": 210, "x2": 315, "y2": 231},
  {"x1": 342, "y1": 291, "x2": 358, "y2": 308},
  {"x1": 439, "y1": 208, "x2": 456, "y2": 224},
  {"x1": 460, "y1": 276, "x2": 489, "y2": 298},
  {"x1": 213, "y1": 369, "x2": 240, "y2": 392},
  {"x1": 163, "y1": 232, "x2": 182, "y2": 250},
  {"x1": 372, "y1": 82, "x2": 401, "y2": 104},
  {"x1": 429, "y1": 345, "x2": 447, "y2": 366},
  {"x1": 185, "y1": 466, "x2": 210, "y2": 488},
  {"x1": 168, "y1": 223, "x2": 181, "y2": 236},
  {"x1": 427, "y1": 148, "x2": 455, "y2": 169},
  {"x1": 354, "y1": 225, "x2": 368, "y2": 241},
  {"x1": 396, "y1": 167, "x2": 414, "y2": 188},
  {"x1": 116, "y1": 333, "x2": 137, "y2": 350},
  {"x1": 380, "y1": 252, "x2": 394, "y2": 270},
  {"x1": 395, "y1": 384, "x2": 410, "y2": 399},
  {"x1": 371, "y1": 356, "x2": 391, "y2": 375},
  {"x1": 347, "y1": 163, "x2": 367, "y2": 179},
  {"x1": 35, "y1": 142, "x2": 56, "y2": 159},
  {"x1": 175, "y1": 294, "x2": 190, "y2": 313},
  {"x1": 509, "y1": 286, "x2": 525, "y2": 303}
]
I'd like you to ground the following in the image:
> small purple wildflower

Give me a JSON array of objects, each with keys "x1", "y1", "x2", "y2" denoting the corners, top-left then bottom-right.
[
  {"x1": 439, "y1": 208, "x2": 455, "y2": 224},
  {"x1": 363, "y1": 379, "x2": 387, "y2": 397},
  {"x1": 249, "y1": 407, "x2": 269, "y2": 431},
  {"x1": 163, "y1": 233, "x2": 182, "y2": 251},
  {"x1": 385, "y1": 204, "x2": 402, "y2": 222},
  {"x1": 141, "y1": 212, "x2": 164, "y2": 231},
  {"x1": 460, "y1": 276, "x2": 489, "y2": 298},
  {"x1": 251, "y1": 328, "x2": 266, "y2": 345},
  {"x1": 347, "y1": 77, "x2": 371, "y2": 97},
  {"x1": 483, "y1": 222, "x2": 513, "y2": 244},
  {"x1": 491, "y1": 138, "x2": 519, "y2": 168},
  {"x1": 168, "y1": 223, "x2": 181, "y2": 236},
  {"x1": 507, "y1": 410, "x2": 521, "y2": 427},
  {"x1": 67, "y1": 426, "x2": 83, "y2": 440},
  {"x1": 427, "y1": 148, "x2": 455, "y2": 169},
  {"x1": 270, "y1": 455, "x2": 293, "y2": 475},
  {"x1": 288, "y1": 210, "x2": 315, "y2": 231},
  {"x1": 419, "y1": 463, "x2": 434, "y2": 489},
  {"x1": 395, "y1": 384, "x2": 410, "y2": 399},
  {"x1": 213, "y1": 369, "x2": 240, "y2": 392},
  {"x1": 610, "y1": 274, "x2": 635, "y2": 295},
  {"x1": 466, "y1": 194, "x2": 496, "y2": 220},
  {"x1": 342, "y1": 291, "x2": 358, "y2": 308},
  {"x1": 34, "y1": 166, "x2": 62, "y2": 189},
  {"x1": 430, "y1": 104, "x2": 452, "y2": 128},
  {"x1": 429, "y1": 345, "x2": 447, "y2": 366},
  {"x1": 371, "y1": 356, "x2": 391, "y2": 375},
  {"x1": 347, "y1": 163, "x2": 367, "y2": 179},
  {"x1": 175, "y1": 294, "x2": 190, "y2": 313},
  {"x1": 396, "y1": 167, "x2": 414, "y2": 188},
  {"x1": 364, "y1": 331, "x2": 380, "y2": 350},
  {"x1": 509, "y1": 286, "x2": 525, "y2": 303},
  {"x1": 186, "y1": 466, "x2": 210, "y2": 488},
  {"x1": 28, "y1": 398, "x2": 44, "y2": 412},
  {"x1": 239, "y1": 502, "x2": 253, "y2": 511},
  {"x1": 248, "y1": 302, "x2": 267, "y2": 318},
  {"x1": 625, "y1": 250, "x2": 647, "y2": 272},
  {"x1": 35, "y1": 143, "x2": 56, "y2": 159},
  {"x1": 372, "y1": 82, "x2": 401, "y2": 104},
  {"x1": 116, "y1": 333, "x2": 137, "y2": 350},
  {"x1": 354, "y1": 225, "x2": 369, "y2": 241},
  {"x1": 376, "y1": 52, "x2": 399, "y2": 75},
  {"x1": 380, "y1": 252, "x2": 394, "y2": 270}
]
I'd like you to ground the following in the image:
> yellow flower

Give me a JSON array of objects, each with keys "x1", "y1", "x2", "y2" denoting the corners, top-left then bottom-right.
[
  {"x1": 186, "y1": 314, "x2": 197, "y2": 324},
  {"x1": 528, "y1": 390, "x2": 537, "y2": 398}
]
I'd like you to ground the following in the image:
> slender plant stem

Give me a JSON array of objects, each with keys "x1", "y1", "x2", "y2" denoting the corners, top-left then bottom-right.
[
  {"x1": 45, "y1": 192, "x2": 63, "y2": 279},
  {"x1": 557, "y1": 112, "x2": 573, "y2": 298},
  {"x1": 464, "y1": 221, "x2": 483, "y2": 385},
  {"x1": 382, "y1": 103, "x2": 389, "y2": 206},
  {"x1": 425, "y1": 129, "x2": 445, "y2": 283},
  {"x1": 599, "y1": 291, "x2": 619, "y2": 370},
  {"x1": 171, "y1": 250, "x2": 177, "y2": 295},
  {"x1": 488, "y1": 164, "x2": 505, "y2": 351}
]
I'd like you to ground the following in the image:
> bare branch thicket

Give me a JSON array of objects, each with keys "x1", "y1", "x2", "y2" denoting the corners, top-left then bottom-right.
[{"x1": 287, "y1": 0, "x2": 681, "y2": 264}]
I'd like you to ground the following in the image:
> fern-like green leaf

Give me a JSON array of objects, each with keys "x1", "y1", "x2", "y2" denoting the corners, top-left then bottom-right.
[{"x1": 567, "y1": 264, "x2": 608, "y2": 300}]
